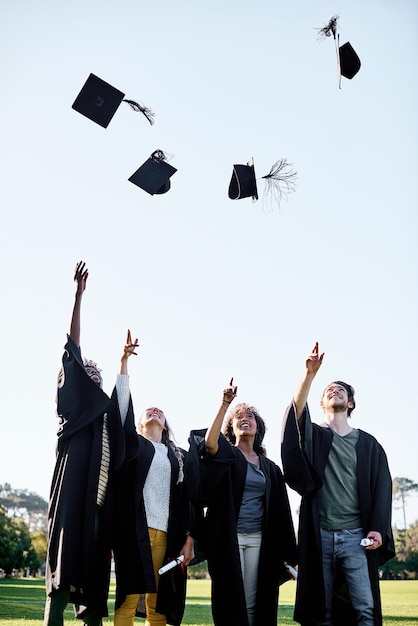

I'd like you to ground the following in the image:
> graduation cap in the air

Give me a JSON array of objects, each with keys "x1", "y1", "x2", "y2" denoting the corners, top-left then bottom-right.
[
  {"x1": 129, "y1": 150, "x2": 177, "y2": 195},
  {"x1": 72, "y1": 73, "x2": 155, "y2": 128},
  {"x1": 228, "y1": 157, "x2": 297, "y2": 207},
  {"x1": 316, "y1": 15, "x2": 361, "y2": 88}
]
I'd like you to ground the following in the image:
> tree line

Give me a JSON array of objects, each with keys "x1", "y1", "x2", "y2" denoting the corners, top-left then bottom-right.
[
  {"x1": 0, "y1": 484, "x2": 48, "y2": 577},
  {"x1": 381, "y1": 477, "x2": 418, "y2": 579},
  {"x1": 0, "y1": 478, "x2": 417, "y2": 578}
]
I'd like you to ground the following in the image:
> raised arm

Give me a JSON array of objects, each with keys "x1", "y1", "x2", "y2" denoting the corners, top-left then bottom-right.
[
  {"x1": 69, "y1": 261, "x2": 88, "y2": 347},
  {"x1": 293, "y1": 342, "x2": 324, "y2": 418},
  {"x1": 205, "y1": 378, "x2": 237, "y2": 456},
  {"x1": 117, "y1": 329, "x2": 139, "y2": 426}
]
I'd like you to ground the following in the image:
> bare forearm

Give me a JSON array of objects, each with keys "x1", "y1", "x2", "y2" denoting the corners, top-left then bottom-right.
[
  {"x1": 120, "y1": 357, "x2": 128, "y2": 375},
  {"x1": 205, "y1": 401, "x2": 230, "y2": 455},
  {"x1": 181, "y1": 535, "x2": 195, "y2": 563},
  {"x1": 293, "y1": 373, "x2": 316, "y2": 419},
  {"x1": 69, "y1": 293, "x2": 83, "y2": 346},
  {"x1": 284, "y1": 343, "x2": 323, "y2": 433}
]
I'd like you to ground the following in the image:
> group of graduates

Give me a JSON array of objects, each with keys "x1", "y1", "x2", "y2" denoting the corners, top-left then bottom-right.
[{"x1": 43, "y1": 261, "x2": 395, "y2": 626}]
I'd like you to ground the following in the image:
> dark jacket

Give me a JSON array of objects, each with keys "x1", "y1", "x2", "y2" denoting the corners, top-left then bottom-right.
[
  {"x1": 281, "y1": 403, "x2": 395, "y2": 626},
  {"x1": 113, "y1": 432, "x2": 194, "y2": 626},
  {"x1": 187, "y1": 429, "x2": 297, "y2": 626},
  {"x1": 46, "y1": 335, "x2": 128, "y2": 617}
]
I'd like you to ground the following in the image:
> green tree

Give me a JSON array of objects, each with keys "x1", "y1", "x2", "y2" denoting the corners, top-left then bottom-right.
[
  {"x1": 12, "y1": 517, "x2": 40, "y2": 574},
  {"x1": 31, "y1": 530, "x2": 48, "y2": 566},
  {"x1": 0, "y1": 507, "x2": 40, "y2": 575},
  {"x1": 392, "y1": 477, "x2": 418, "y2": 530},
  {"x1": 0, "y1": 507, "x2": 16, "y2": 575},
  {"x1": 0, "y1": 483, "x2": 48, "y2": 533},
  {"x1": 380, "y1": 521, "x2": 418, "y2": 579},
  {"x1": 405, "y1": 550, "x2": 418, "y2": 575}
]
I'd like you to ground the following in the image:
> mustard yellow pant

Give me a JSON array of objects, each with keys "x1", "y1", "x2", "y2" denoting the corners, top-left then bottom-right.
[{"x1": 114, "y1": 528, "x2": 167, "y2": 626}]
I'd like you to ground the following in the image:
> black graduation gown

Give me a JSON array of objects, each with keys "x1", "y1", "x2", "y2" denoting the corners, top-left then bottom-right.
[
  {"x1": 187, "y1": 429, "x2": 297, "y2": 626},
  {"x1": 281, "y1": 403, "x2": 395, "y2": 626},
  {"x1": 45, "y1": 335, "x2": 129, "y2": 618},
  {"x1": 113, "y1": 433, "x2": 194, "y2": 626}
]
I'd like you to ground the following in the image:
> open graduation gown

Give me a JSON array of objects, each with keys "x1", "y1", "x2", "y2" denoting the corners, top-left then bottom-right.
[
  {"x1": 281, "y1": 403, "x2": 395, "y2": 626},
  {"x1": 187, "y1": 429, "x2": 297, "y2": 626},
  {"x1": 112, "y1": 430, "x2": 195, "y2": 626},
  {"x1": 45, "y1": 335, "x2": 131, "y2": 618}
]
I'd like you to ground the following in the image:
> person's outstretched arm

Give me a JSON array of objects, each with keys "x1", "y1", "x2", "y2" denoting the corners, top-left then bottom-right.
[
  {"x1": 117, "y1": 329, "x2": 139, "y2": 426},
  {"x1": 293, "y1": 342, "x2": 324, "y2": 418},
  {"x1": 205, "y1": 378, "x2": 237, "y2": 456},
  {"x1": 69, "y1": 261, "x2": 88, "y2": 347},
  {"x1": 281, "y1": 342, "x2": 324, "y2": 442}
]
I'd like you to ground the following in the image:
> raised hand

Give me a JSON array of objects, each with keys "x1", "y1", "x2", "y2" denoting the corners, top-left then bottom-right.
[
  {"x1": 288, "y1": 343, "x2": 325, "y2": 420},
  {"x1": 223, "y1": 377, "x2": 238, "y2": 404},
  {"x1": 120, "y1": 329, "x2": 139, "y2": 375},
  {"x1": 206, "y1": 378, "x2": 238, "y2": 455},
  {"x1": 305, "y1": 342, "x2": 324, "y2": 376},
  {"x1": 74, "y1": 260, "x2": 88, "y2": 295},
  {"x1": 122, "y1": 329, "x2": 139, "y2": 361},
  {"x1": 69, "y1": 261, "x2": 88, "y2": 345}
]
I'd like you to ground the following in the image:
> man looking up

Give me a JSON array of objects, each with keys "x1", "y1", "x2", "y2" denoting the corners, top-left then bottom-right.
[{"x1": 281, "y1": 342, "x2": 395, "y2": 626}]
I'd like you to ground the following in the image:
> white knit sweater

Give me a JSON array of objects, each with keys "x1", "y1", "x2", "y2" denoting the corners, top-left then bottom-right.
[{"x1": 143, "y1": 441, "x2": 171, "y2": 532}]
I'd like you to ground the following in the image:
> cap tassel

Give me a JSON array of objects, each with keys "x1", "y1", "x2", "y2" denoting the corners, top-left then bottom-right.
[
  {"x1": 261, "y1": 159, "x2": 297, "y2": 206},
  {"x1": 316, "y1": 15, "x2": 342, "y2": 89},
  {"x1": 122, "y1": 99, "x2": 155, "y2": 125},
  {"x1": 316, "y1": 14, "x2": 339, "y2": 40},
  {"x1": 150, "y1": 149, "x2": 169, "y2": 163},
  {"x1": 336, "y1": 33, "x2": 342, "y2": 90}
]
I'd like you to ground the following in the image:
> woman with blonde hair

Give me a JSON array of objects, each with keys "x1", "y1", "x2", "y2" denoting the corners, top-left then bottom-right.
[{"x1": 113, "y1": 403, "x2": 195, "y2": 626}]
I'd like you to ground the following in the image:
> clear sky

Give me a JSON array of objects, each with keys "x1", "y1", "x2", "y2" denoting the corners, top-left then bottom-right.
[{"x1": 1, "y1": 0, "x2": 417, "y2": 529}]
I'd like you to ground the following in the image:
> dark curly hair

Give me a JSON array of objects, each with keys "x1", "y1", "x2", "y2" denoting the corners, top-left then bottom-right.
[{"x1": 222, "y1": 403, "x2": 267, "y2": 456}]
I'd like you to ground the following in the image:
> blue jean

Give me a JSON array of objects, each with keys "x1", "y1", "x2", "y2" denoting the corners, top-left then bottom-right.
[{"x1": 320, "y1": 528, "x2": 374, "y2": 626}]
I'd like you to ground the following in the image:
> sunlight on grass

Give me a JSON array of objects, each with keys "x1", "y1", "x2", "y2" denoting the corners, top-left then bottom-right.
[{"x1": 0, "y1": 578, "x2": 417, "y2": 625}]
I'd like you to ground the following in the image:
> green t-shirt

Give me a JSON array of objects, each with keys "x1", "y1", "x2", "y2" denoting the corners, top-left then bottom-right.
[{"x1": 318, "y1": 428, "x2": 362, "y2": 530}]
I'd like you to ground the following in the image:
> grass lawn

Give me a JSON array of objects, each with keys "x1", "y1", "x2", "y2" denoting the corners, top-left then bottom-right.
[{"x1": 0, "y1": 578, "x2": 417, "y2": 625}]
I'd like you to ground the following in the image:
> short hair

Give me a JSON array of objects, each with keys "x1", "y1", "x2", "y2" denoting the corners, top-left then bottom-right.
[
  {"x1": 322, "y1": 380, "x2": 356, "y2": 416},
  {"x1": 222, "y1": 403, "x2": 267, "y2": 456}
]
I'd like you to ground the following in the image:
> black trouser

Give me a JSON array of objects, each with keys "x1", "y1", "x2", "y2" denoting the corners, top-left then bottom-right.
[
  {"x1": 44, "y1": 507, "x2": 106, "y2": 626},
  {"x1": 43, "y1": 588, "x2": 103, "y2": 626}
]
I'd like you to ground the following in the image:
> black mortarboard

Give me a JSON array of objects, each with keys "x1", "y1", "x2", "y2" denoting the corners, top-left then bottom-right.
[
  {"x1": 229, "y1": 158, "x2": 258, "y2": 202},
  {"x1": 72, "y1": 73, "x2": 155, "y2": 128},
  {"x1": 338, "y1": 42, "x2": 361, "y2": 80},
  {"x1": 129, "y1": 150, "x2": 177, "y2": 195},
  {"x1": 228, "y1": 157, "x2": 297, "y2": 207},
  {"x1": 316, "y1": 16, "x2": 361, "y2": 88}
]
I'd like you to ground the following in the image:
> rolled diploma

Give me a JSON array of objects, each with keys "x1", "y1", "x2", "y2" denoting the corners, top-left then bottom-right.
[
  {"x1": 284, "y1": 562, "x2": 298, "y2": 579},
  {"x1": 360, "y1": 538, "x2": 374, "y2": 547},
  {"x1": 158, "y1": 555, "x2": 185, "y2": 575}
]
